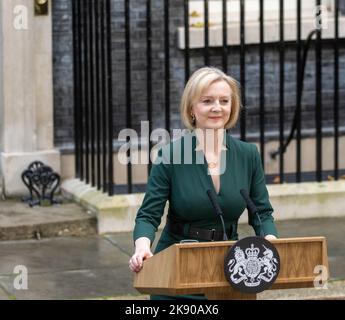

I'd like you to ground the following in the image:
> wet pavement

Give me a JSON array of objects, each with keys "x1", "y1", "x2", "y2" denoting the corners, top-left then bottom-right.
[
  {"x1": 0, "y1": 217, "x2": 344, "y2": 300},
  {"x1": 0, "y1": 199, "x2": 96, "y2": 241}
]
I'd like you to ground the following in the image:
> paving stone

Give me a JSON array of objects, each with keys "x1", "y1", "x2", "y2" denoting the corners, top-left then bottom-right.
[
  {"x1": 328, "y1": 256, "x2": 345, "y2": 280},
  {"x1": 0, "y1": 199, "x2": 96, "y2": 240},
  {"x1": 0, "y1": 268, "x2": 137, "y2": 300},
  {"x1": 259, "y1": 280, "x2": 345, "y2": 300},
  {"x1": 0, "y1": 286, "x2": 11, "y2": 300},
  {"x1": 0, "y1": 236, "x2": 128, "y2": 275}
]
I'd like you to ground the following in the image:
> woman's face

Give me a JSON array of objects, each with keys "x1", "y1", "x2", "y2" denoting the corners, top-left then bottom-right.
[{"x1": 192, "y1": 80, "x2": 232, "y2": 130}]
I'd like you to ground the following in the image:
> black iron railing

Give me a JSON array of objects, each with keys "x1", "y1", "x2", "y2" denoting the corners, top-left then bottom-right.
[
  {"x1": 72, "y1": 0, "x2": 114, "y2": 195},
  {"x1": 71, "y1": 0, "x2": 344, "y2": 195}
]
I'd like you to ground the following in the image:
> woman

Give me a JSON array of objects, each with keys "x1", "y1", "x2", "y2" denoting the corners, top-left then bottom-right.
[{"x1": 129, "y1": 67, "x2": 278, "y2": 299}]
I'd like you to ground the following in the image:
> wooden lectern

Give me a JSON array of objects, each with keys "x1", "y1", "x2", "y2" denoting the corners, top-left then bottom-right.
[{"x1": 133, "y1": 237, "x2": 329, "y2": 300}]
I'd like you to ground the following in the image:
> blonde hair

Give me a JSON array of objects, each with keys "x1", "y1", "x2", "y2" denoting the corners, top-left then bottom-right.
[{"x1": 180, "y1": 67, "x2": 242, "y2": 129}]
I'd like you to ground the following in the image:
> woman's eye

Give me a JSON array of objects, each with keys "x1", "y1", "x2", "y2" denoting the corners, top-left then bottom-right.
[
  {"x1": 221, "y1": 100, "x2": 229, "y2": 104},
  {"x1": 202, "y1": 100, "x2": 212, "y2": 104}
]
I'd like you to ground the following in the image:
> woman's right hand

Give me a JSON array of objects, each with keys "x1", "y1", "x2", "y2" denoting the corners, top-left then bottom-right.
[{"x1": 129, "y1": 237, "x2": 153, "y2": 273}]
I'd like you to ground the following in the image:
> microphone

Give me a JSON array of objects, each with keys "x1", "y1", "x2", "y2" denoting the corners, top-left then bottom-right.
[
  {"x1": 206, "y1": 189, "x2": 228, "y2": 241},
  {"x1": 240, "y1": 189, "x2": 264, "y2": 237}
]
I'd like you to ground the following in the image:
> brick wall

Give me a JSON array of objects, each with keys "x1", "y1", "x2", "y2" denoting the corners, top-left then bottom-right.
[
  {"x1": 52, "y1": 0, "x2": 345, "y2": 147},
  {"x1": 52, "y1": 0, "x2": 74, "y2": 147}
]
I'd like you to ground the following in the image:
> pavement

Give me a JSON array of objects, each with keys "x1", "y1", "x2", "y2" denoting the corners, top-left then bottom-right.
[
  {"x1": 0, "y1": 199, "x2": 97, "y2": 240},
  {"x1": 0, "y1": 210, "x2": 345, "y2": 300}
]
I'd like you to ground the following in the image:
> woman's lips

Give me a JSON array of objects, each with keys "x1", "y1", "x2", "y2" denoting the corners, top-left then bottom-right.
[{"x1": 209, "y1": 117, "x2": 222, "y2": 120}]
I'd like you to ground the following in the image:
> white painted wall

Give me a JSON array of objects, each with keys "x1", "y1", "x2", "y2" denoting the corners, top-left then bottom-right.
[
  {"x1": 188, "y1": 0, "x2": 333, "y2": 24},
  {"x1": 0, "y1": 0, "x2": 60, "y2": 196}
]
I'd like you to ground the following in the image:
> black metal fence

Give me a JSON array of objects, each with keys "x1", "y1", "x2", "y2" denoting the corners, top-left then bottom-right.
[
  {"x1": 72, "y1": 0, "x2": 344, "y2": 196},
  {"x1": 72, "y1": 0, "x2": 114, "y2": 194}
]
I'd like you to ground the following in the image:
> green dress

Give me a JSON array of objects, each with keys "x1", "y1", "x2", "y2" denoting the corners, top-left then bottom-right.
[{"x1": 133, "y1": 130, "x2": 278, "y2": 300}]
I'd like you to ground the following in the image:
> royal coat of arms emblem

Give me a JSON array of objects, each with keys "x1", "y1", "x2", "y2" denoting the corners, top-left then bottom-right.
[{"x1": 224, "y1": 236, "x2": 280, "y2": 294}]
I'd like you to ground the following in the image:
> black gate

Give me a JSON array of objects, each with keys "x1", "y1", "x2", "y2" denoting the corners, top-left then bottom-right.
[{"x1": 72, "y1": 0, "x2": 344, "y2": 196}]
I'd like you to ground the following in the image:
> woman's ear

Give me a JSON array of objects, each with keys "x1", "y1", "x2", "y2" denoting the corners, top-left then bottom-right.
[{"x1": 190, "y1": 107, "x2": 195, "y2": 118}]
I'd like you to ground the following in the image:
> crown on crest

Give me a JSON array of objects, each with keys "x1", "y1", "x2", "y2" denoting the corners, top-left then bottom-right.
[{"x1": 245, "y1": 244, "x2": 259, "y2": 258}]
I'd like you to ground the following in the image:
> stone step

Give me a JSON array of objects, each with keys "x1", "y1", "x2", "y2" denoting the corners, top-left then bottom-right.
[{"x1": 0, "y1": 198, "x2": 97, "y2": 241}]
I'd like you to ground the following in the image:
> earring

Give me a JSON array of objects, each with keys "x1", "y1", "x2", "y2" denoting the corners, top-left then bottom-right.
[{"x1": 191, "y1": 113, "x2": 196, "y2": 122}]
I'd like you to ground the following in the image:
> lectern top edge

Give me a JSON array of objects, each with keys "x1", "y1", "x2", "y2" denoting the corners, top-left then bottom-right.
[{"x1": 174, "y1": 236, "x2": 326, "y2": 249}]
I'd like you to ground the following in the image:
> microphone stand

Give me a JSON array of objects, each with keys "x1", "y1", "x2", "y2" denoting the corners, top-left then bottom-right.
[{"x1": 206, "y1": 189, "x2": 228, "y2": 241}]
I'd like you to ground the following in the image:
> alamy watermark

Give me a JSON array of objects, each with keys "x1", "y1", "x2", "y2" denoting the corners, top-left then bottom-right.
[
  {"x1": 11, "y1": 4, "x2": 330, "y2": 32},
  {"x1": 13, "y1": 265, "x2": 28, "y2": 290},
  {"x1": 9, "y1": 263, "x2": 329, "y2": 292},
  {"x1": 117, "y1": 122, "x2": 227, "y2": 175},
  {"x1": 313, "y1": 264, "x2": 328, "y2": 289},
  {"x1": 314, "y1": 5, "x2": 329, "y2": 30},
  {"x1": 13, "y1": 5, "x2": 28, "y2": 30}
]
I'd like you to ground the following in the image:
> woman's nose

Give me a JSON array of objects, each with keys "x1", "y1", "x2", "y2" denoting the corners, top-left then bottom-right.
[{"x1": 212, "y1": 100, "x2": 222, "y2": 111}]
